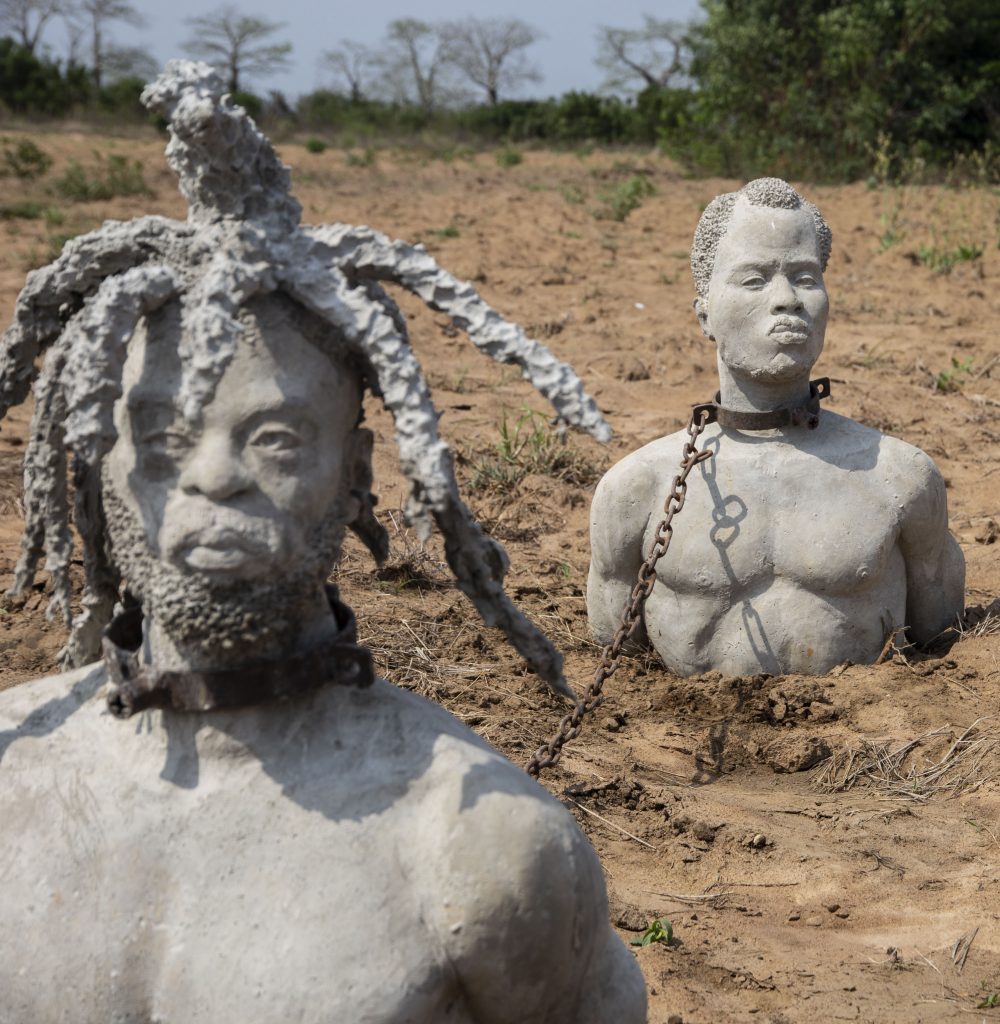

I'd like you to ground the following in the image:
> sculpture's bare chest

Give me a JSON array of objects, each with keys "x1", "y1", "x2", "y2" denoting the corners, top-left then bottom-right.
[
  {"x1": 653, "y1": 435, "x2": 903, "y2": 598},
  {"x1": 0, "y1": 755, "x2": 468, "y2": 1024}
]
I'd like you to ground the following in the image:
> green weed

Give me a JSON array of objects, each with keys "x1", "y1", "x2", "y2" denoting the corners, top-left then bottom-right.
[
  {"x1": 304, "y1": 137, "x2": 327, "y2": 154},
  {"x1": 595, "y1": 175, "x2": 655, "y2": 222},
  {"x1": 345, "y1": 146, "x2": 377, "y2": 168},
  {"x1": 1, "y1": 138, "x2": 52, "y2": 179},
  {"x1": 54, "y1": 154, "x2": 150, "y2": 202},
  {"x1": 630, "y1": 918, "x2": 673, "y2": 947},
  {"x1": 561, "y1": 184, "x2": 585, "y2": 205},
  {"x1": 934, "y1": 356, "x2": 975, "y2": 392},
  {"x1": 917, "y1": 242, "x2": 983, "y2": 273},
  {"x1": 0, "y1": 200, "x2": 45, "y2": 220},
  {"x1": 495, "y1": 145, "x2": 523, "y2": 169},
  {"x1": 429, "y1": 224, "x2": 460, "y2": 239},
  {"x1": 977, "y1": 990, "x2": 999, "y2": 1010},
  {"x1": 465, "y1": 407, "x2": 599, "y2": 492}
]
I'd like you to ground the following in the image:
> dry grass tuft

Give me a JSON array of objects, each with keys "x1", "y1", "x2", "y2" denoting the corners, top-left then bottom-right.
[{"x1": 813, "y1": 717, "x2": 998, "y2": 800}]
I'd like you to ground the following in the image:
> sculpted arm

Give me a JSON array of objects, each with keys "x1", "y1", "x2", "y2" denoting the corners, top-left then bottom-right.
[
  {"x1": 439, "y1": 782, "x2": 647, "y2": 1023},
  {"x1": 587, "y1": 454, "x2": 657, "y2": 648},
  {"x1": 896, "y1": 447, "x2": 965, "y2": 643}
]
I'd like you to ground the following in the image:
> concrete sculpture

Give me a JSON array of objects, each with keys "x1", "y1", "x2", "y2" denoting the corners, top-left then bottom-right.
[
  {"x1": 0, "y1": 62, "x2": 645, "y2": 1022},
  {"x1": 588, "y1": 177, "x2": 964, "y2": 677}
]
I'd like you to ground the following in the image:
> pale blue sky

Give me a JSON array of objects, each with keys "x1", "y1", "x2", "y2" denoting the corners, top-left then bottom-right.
[{"x1": 47, "y1": 1, "x2": 703, "y2": 100}]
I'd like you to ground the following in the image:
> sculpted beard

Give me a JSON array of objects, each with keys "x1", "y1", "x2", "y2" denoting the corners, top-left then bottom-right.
[{"x1": 101, "y1": 474, "x2": 348, "y2": 665}]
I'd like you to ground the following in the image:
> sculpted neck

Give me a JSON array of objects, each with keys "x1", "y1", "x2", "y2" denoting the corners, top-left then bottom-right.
[
  {"x1": 142, "y1": 582, "x2": 342, "y2": 673},
  {"x1": 717, "y1": 359, "x2": 813, "y2": 414}
]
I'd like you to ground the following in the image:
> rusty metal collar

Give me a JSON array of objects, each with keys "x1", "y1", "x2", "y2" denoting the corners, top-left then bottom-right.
[
  {"x1": 693, "y1": 377, "x2": 831, "y2": 431},
  {"x1": 103, "y1": 586, "x2": 374, "y2": 719}
]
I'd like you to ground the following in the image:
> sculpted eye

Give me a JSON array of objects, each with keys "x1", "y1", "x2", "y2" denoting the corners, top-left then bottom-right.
[
  {"x1": 740, "y1": 274, "x2": 766, "y2": 289},
  {"x1": 795, "y1": 273, "x2": 819, "y2": 286},
  {"x1": 140, "y1": 429, "x2": 193, "y2": 456},
  {"x1": 248, "y1": 425, "x2": 302, "y2": 453}
]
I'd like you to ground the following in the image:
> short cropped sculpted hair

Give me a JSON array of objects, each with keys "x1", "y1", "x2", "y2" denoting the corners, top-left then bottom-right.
[{"x1": 690, "y1": 177, "x2": 833, "y2": 299}]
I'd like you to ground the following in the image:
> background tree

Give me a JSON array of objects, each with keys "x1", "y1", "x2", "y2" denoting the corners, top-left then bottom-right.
[
  {"x1": 438, "y1": 16, "x2": 542, "y2": 106},
  {"x1": 183, "y1": 5, "x2": 291, "y2": 95},
  {"x1": 321, "y1": 40, "x2": 376, "y2": 103},
  {"x1": 75, "y1": 0, "x2": 145, "y2": 89},
  {"x1": 595, "y1": 15, "x2": 689, "y2": 93},
  {"x1": 678, "y1": 0, "x2": 1000, "y2": 179},
  {"x1": 0, "y1": 0, "x2": 61, "y2": 54},
  {"x1": 380, "y1": 18, "x2": 450, "y2": 110}
]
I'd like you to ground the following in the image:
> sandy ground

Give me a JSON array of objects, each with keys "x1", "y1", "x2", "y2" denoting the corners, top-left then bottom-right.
[{"x1": 1, "y1": 129, "x2": 999, "y2": 1022}]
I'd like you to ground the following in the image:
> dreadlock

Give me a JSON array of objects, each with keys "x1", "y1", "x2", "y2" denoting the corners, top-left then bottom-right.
[{"x1": 0, "y1": 60, "x2": 611, "y2": 698}]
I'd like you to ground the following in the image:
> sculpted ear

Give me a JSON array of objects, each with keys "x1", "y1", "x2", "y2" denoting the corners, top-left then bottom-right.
[
  {"x1": 345, "y1": 426, "x2": 390, "y2": 564},
  {"x1": 694, "y1": 297, "x2": 714, "y2": 342}
]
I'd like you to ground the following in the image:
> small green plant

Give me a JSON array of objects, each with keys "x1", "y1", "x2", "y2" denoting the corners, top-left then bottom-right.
[
  {"x1": 2, "y1": 138, "x2": 52, "y2": 179},
  {"x1": 495, "y1": 144, "x2": 523, "y2": 168},
  {"x1": 561, "y1": 184, "x2": 585, "y2": 205},
  {"x1": 977, "y1": 990, "x2": 999, "y2": 1010},
  {"x1": 466, "y1": 407, "x2": 599, "y2": 492},
  {"x1": 595, "y1": 175, "x2": 655, "y2": 222},
  {"x1": 345, "y1": 146, "x2": 377, "y2": 168},
  {"x1": 0, "y1": 200, "x2": 46, "y2": 220},
  {"x1": 304, "y1": 137, "x2": 327, "y2": 154},
  {"x1": 916, "y1": 242, "x2": 983, "y2": 273},
  {"x1": 54, "y1": 154, "x2": 150, "y2": 202},
  {"x1": 934, "y1": 356, "x2": 975, "y2": 392},
  {"x1": 429, "y1": 224, "x2": 460, "y2": 239},
  {"x1": 630, "y1": 918, "x2": 673, "y2": 947},
  {"x1": 878, "y1": 197, "x2": 906, "y2": 251}
]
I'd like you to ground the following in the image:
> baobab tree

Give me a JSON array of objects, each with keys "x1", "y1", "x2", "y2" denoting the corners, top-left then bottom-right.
[
  {"x1": 183, "y1": 5, "x2": 291, "y2": 95},
  {"x1": 439, "y1": 16, "x2": 542, "y2": 106},
  {"x1": 595, "y1": 15, "x2": 689, "y2": 93},
  {"x1": 321, "y1": 40, "x2": 377, "y2": 103},
  {"x1": 0, "y1": 0, "x2": 62, "y2": 54},
  {"x1": 76, "y1": 0, "x2": 146, "y2": 89}
]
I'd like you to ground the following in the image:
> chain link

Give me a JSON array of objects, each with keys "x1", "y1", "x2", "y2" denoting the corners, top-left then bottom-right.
[{"x1": 526, "y1": 407, "x2": 714, "y2": 778}]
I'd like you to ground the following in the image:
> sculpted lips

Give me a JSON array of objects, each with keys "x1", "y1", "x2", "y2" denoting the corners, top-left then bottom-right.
[
  {"x1": 174, "y1": 527, "x2": 269, "y2": 573},
  {"x1": 768, "y1": 316, "x2": 811, "y2": 344}
]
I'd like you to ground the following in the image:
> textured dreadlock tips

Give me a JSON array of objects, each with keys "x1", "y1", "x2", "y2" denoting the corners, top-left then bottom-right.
[
  {"x1": 0, "y1": 60, "x2": 613, "y2": 695},
  {"x1": 141, "y1": 60, "x2": 301, "y2": 233}
]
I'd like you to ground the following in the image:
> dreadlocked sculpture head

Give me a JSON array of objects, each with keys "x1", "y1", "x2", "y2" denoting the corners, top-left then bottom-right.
[{"x1": 0, "y1": 60, "x2": 611, "y2": 695}]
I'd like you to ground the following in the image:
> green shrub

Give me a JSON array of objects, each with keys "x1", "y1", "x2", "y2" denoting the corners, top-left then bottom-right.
[
  {"x1": 54, "y1": 153, "x2": 151, "y2": 202},
  {"x1": 495, "y1": 144, "x2": 523, "y2": 168},
  {"x1": 304, "y1": 136, "x2": 327, "y2": 154},
  {"x1": 0, "y1": 200, "x2": 46, "y2": 219},
  {"x1": 345, "y1": 146, "x2": 376, "y2": 167},
  {"x1": 595, "y1": 175, "x2": 655, "y2": 221},
  {"x1": 1, "y1": 138, "x2": 52, "y2": 179}
]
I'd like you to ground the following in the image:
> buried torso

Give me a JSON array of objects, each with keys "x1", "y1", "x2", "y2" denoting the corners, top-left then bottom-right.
[
  {"x1": 0, "y1": 669, "x2": 634, "y2": 1024},
  {"x1": 589, "y1": 411, "x2": 963, "y2": 677}
]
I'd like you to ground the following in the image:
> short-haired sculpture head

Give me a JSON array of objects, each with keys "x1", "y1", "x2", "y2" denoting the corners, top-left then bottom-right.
[
  {"x1": 588, "y1": 177, "x2": 964, "y2": 679},
  {"x1": 0, "y1": 60, "x2": 615, "y2": 695},
  {"x1": 690, "y1": 177, "x2": 833, "y2": 300}
]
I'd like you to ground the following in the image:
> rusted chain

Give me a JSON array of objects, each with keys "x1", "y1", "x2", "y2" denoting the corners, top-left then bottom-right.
[{"x1": 526, "y1": 406, "x2": 714, "y2": 778}]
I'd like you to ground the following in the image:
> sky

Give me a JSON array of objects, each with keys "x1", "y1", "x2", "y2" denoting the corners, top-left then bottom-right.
[{"x1": 44, "y1": 1, "x2": 703, "y2": 100}]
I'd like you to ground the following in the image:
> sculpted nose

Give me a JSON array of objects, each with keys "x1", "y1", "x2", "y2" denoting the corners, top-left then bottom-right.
[
  {"x1": 178, "y1": 434, "x2": 252, "y2": 501},
  {"x1": 770, "y1": 275, "x2": 803, "y2": 313}
]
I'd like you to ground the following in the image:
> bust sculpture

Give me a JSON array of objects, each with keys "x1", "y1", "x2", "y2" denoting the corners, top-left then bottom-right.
[
  {"x1": 588, "y1": 177, "x2": 965, "y2": 677},
  {"x1": 0, "y1": 63, "x2": 645, "y2": 1022}
]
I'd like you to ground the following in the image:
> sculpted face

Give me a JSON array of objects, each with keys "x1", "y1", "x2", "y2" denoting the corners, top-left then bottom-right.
[
  {"x1": 107, "y1": 299, "x2": 362, "y2": 582},
  {"x1": 103, "y1": 296, "x2": 368, "y2": 661},
  {"x1": 697, "y1": 200, "x2": 829, "y2": 383}
]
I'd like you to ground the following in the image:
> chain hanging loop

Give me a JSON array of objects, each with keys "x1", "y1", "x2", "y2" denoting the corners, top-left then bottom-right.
[{"x1": 526, "y1": 406, "x2": 714, "y2": 777}]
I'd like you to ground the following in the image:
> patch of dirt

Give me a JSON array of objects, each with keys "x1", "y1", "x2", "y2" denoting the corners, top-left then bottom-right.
[{"x1": 2, "y1": 133, "x2": 999, "y2": 1022}]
